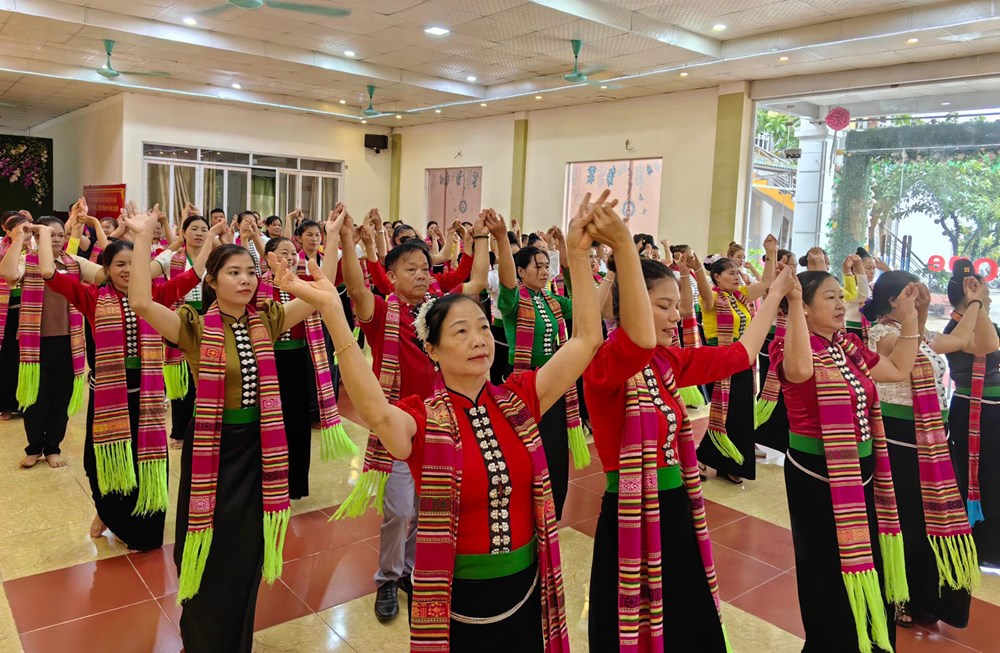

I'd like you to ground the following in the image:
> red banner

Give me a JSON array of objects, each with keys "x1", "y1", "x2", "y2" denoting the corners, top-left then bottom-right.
[{"x1": 83, "y1": 184, "x2": 126, "y2": 219}]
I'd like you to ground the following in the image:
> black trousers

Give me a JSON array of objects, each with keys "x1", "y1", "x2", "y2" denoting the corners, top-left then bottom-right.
[
  {"x1": 170, "y1": 367, "x2": 196, "y2": 442},
  {"x1": 539, "y1": 396, "x2": 570, "y2": 521},
  {"x1": 23, "y1": 335, "x2": 74, "y2": 456},
  {"x1": 276, "y1": 346, "x2": 313, "y2": 499},
  {"x1": 589, "y1": 487, "x2": 727, "y2": 652},
  {"x1": 0, "y1": 298, "x2": 20, "y2": 413}
]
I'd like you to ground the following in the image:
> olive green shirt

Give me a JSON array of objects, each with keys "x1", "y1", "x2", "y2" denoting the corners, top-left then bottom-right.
[{"x1": 498, "y1": 285, "x2": 573, "y2": 368}]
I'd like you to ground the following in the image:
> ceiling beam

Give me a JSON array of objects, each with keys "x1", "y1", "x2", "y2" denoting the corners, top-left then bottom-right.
[{"x1": 528, "y1": 0, "x2": 721, "y2": 58}]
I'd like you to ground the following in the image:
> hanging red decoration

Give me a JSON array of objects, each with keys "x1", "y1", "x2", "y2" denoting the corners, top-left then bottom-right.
[{"x1": 825, "y1": 106, "x2": 851, "y2": 131}]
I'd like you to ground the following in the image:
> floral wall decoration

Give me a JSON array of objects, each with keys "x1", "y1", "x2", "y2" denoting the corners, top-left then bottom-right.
[{"x1": 0, "y1": 136, "x2": 53, "y2": 214}]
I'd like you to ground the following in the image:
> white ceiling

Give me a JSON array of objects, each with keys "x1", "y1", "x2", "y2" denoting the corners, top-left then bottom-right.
[{"x1": 1, "y1": 0, "x2": 1000, "y2": 131}]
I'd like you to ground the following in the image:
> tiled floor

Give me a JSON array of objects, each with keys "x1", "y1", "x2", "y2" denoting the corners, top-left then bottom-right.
[{"x1": 2, "y1": 401, "x2": 998, "y2": 652}]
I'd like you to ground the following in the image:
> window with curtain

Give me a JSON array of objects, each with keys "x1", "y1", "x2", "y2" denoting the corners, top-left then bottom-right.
[
  {"x1": 564, "y1": 158, "x2": 662, "y2": 236},
  {"x1": 425, "y1": 167, "x2": 482, "y2": 228}
]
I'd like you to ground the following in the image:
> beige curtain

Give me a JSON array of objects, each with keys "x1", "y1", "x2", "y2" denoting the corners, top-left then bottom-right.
[{"x1": 174, "y1": 166, "x2": 195, "y2": 221}]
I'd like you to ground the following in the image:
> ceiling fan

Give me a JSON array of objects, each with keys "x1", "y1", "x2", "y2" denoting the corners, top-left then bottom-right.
[
  {"x1": 543, "y1": 39, "x2": 619, "y2": 88},
  {"x1": 200, "y1": 0, "x2": 351, "y2": 18},
  {"x1": 96, "y1": 40, "x2": 169, "y2": 79},
  {"x1": 362, "y1": 85, "x2": 380, "y2": 117}
]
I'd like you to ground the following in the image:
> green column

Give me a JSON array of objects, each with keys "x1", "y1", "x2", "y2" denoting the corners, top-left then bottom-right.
[
  {"x1": 510, "y1": 119, "x2": 528, "y2": 222},
  {"x1": 389, "y1": 133, "x2": 402, "y2": 221},
  {"x1": 708, "y1": 90, "x2": 752, "y2": 253}
]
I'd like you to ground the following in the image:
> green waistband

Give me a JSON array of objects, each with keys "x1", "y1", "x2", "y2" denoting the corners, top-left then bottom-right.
[
  {"x1": 605, "y1": 466, "x2": 683, "y2": 493},
  {"x1": 9, "y1": 288, "x2": 20, "y2": 299},
  {"x1": 846, "y1": 320, "x2": 863, "y2": 328},
  {"x1": 768, "y1": 325, "x2": 776, "y2": 335},
  {"x1": 125, "y1": 356, "x2": 141, "y2": 369},
  {"x1": 705, "y1": 337, "x2": 718, "y2": 346},
  {"x1": 186, "y1": 300, "x2": 203, "y2": 310},
  {"x1": 955, "y1": 386, "x2": 1000, "y2": 398},
  {"x1": 274, "y1": 338, "x2": 306, "y2": 350},
  {"x1": 789, "y1": 431, "x2": 873, "y2": 458},
  {"x1": 454, "y1": 538, "x2": 537, "y2": 580},
  {"x1": 880, "y1": 402, "x2": 949, "y2": 422},
  {"x1": 222, "y1": 406, "x2": 260, "y2": 424}
]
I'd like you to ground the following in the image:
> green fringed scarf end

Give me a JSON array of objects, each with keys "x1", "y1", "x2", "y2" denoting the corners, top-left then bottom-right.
[
  {"x1": 262, "y1": 508, "x2": 291, "y2": 585},
  {"x1": 177, "y1": 528, "x2": 214, "y2": 603},
  {"x1": 15, "y1": 362, "x2": 39, "y2": 411},
  {"x1": 754, "y1": 398, "x2": 777, "y2": 429},
  {"x1": 843, "y1": 569, "x2": 894, "y2": 653},
  {"x1": 163, "y1": 361, "x2": 189, "y2": 400},
  {"x1": 568, "y1": 425, "x2": 591, "y2": 470},
  {"x1": 320, "y1": 423, "x2": 359, "y2": 463},
  {"x1": 879, "y1": 532, "x2": 909, "y2": 604},
  {"x1": 929, "y1": 533, "x2": 981, "y2": 592},
  {"x1": 707, "y1": 429, "x2": 745, "y2": 465},
  {"x1": 330, "y1": 470, "x2": 390, "y2": 520},
  {"x1": 67, "y1": 374, "x2": 85, "y2": 416},
  {"x1": 94, "y1": 439, "x2": 138, "y2": 496},
  {"x1": 132, "y1": 459, "x2": 169, "y2": 516},
  {"x1": 722, "y1": 622, "x2": 733, "y2": 653},
  {"x1": 679, "y1": 385, "x2": 706, "y2": 408}
]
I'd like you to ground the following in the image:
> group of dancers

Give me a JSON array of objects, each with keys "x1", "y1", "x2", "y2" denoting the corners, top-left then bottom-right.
[{"x1": 0, "y1": 188, "x2": 996, "y2": 653}]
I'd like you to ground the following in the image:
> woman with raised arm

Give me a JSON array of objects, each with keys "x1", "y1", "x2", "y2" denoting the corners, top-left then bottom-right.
[
  {"x1": 774, "y1": 270, "x2": 920, "y2": 653},
  {"x1": 584, "y1": 201, "x2": 796, "y2": 650},
  {"x1": 943, "y1": 260, "x2": 1000, "y2": 570},
  {"x1": 0, "y1": 212, "x2": 31, "y2": 421},
  {"x1": 37, "y1": 223, "x2": 208, "y2": 549},
  {"x1": 692, "y1": 235, "x2": 777, "y2": 484},
  {"x1": 274, "y1": 192, "x2": 608, "y2": 652},
  {"x1": 863, "y1": 272, "x2": 984, "y2": 629},
  {"x1": 126, "y1": 204, "x2": 318, "y2": 653}
]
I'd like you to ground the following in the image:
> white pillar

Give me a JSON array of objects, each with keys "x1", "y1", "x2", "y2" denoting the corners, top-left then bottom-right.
[{"x1": 790, "y1": 122, "x2": 836, "y2": 256}]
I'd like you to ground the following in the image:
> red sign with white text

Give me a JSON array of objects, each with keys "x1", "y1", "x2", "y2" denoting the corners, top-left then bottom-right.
[
  {"x1": 83, "y1": 184, "x2": 126, "y2": 220},
  {"x1": 926, "y1": 254, "x2": 999, "y2": 282}
]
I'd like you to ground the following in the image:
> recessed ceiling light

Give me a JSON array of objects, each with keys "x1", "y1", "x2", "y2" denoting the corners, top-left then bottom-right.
[
  {"x1": 344, "y1": 50, "x2": 356, "y2": 57},
  {"x1": 941, "y1": 101, "x2": 952, "y2": 106},
  {"x1": 778, "y1": 56, "x2": 789, "y2": 62},
  {"x1": 466, "y1": 75, "x2": 477, "y2": 82},
  {"x1": 712, "y1": 24, "x2": 727, "y2": 32},
  {"x1": 600, "y1": 85, "x2": 608, "y2": 89},
  {"x1": 906, "y1": 37, "x2": 919, "y2": 44},
  {"x1": 480, "y1": 102, "x2": 487, "y2": 107},
  {"x1": 231, "y1": 83, "x2": 241, "y2": 89},
  {"x1": 425, "y1": 26, "x2": 450, "y2": 36},
  {"x1": 535, "y1": 95, "x2": 542, "y2": 100},
  {"x1": 434, "y1": 109, "x2": 442, "y2": 113},
  {"x1": 680, "y1": 72, "x2": 689, "y2": 77},
  {"x1": 339, "y1": 99, "x2": 346, "y2": 104},
  {"x1": 182, "y1": 17, "x2": 197, "y2": 26},
  {"x1": 361, "y1": 119, "x2": 367, "y2": 124},
  {"x1": 395, "y1": 114, "x2": 402, "y2": 119}
]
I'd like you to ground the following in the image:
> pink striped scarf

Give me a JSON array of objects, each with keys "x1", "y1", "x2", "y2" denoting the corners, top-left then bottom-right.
[
  {"x1": 0, "y1": 237, "x2": 12, "y2": 350},
  {"x1": 755, "y1": 311, "x2": 787, "y2": 426},
  {"x1": 705, "y1": 287, "x2": 751, "y2": 463},
  {"x1": 162, "y1": 249, "x2": 191, "y2": 400}
]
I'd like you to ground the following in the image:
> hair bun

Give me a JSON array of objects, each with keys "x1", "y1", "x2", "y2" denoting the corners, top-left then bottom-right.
[{"x1": 951, "y1": 258, "x2": 975, "y2": 279}]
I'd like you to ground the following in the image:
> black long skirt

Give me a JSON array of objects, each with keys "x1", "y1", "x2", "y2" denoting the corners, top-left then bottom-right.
[
  {"x1": 276, "y1": 346, "x2": 312, "y2": 500},
  {"x1": 175, "y1": 419, "x2": 264, "y2": 653},
  {"x1": 697, "y1": 368, "x2": 756, "y2": 479},
  {"x1": 83, "y1": 368, "x2": 166, "y2": 552},
  {"x1": 490, "y1": 322, "x2": 508, "y2": 386},
  {"x1": 0, "y1": 298, "x2": 20, "y2": 413},
  {"x1": 785, "y1": 448, "x2": 895, "y2": 653},
  {"x1": 948, "y1": 394, "x2": 1000, "y2": 567},
  {"x1": 169, "y1": 367, "x2": 196, "y2": 442},
  {"x1": 589, "y1": 487, "x2": 726, "y2": 652},
  {"x1": 754, "y1": 329, "x2": 790, "y2": 452},
  {"x1": 884, "y1": 415, "x2": 971, "y2": 626}
]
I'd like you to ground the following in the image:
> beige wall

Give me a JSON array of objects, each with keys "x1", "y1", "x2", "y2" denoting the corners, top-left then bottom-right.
[
  {"x1": 30, "y1": 95, "x2": 125, "y2": 211},
  {"x1": 398, "y1": 87, "x2": 720, "y2": 253}
]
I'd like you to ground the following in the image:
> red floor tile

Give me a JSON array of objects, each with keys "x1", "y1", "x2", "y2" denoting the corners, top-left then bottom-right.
[
  {"x1": 704, "y1": 500, "x2": 749, "y2": 531},
  {"x1": 283, "y1": 509, "x2": 366, "y2": 562},
  {"x1": 280, "y1": 541, "x2": 381, "y2": 611},
  {"x1": 19, "y1": 599, "x2": 182, "y2": 653},
  {"x1": 898, "y1": 627, "x2": 981, "y2": 652},
  {"x1": 729, "y1": 571, "x2": 804, "y2": 638},
  {"x1": 569, "y1": 471, "x2": 607, "y2": 497},
  {"x1": 254, "y1": 579, "x2": 314, "y2": 631},
  {"x1": 915, "y1": 597, "x2": 1000, "y2": 652},
  {"x1": 128, "y1": 545, "x2": 177, "y2": 598},
  {"x1": 568, "y1": 443, "x2": 600, "y2": 480},
  {"x1": 709, "y1": 542, "x2": 784, "y2": 603},
  {"x1": 691, "y1": 417, "x2": 708, "y2": 445},
  {"x1": 4, "y1": 555, "x2": 152, "y2": 633},
  {"x1": 155, "y1": 594, "x2": 183, "y2": 633},
  {"x1": 558, "y1": 484, "x2": 603, "y2": 529},
  {"x1": 568, "y1": 517, "x2": 598, "y2": 538},
  {"x1": 321, "y1": 505, "x2": 385, "y2": 542},
  {"x1": 709, "y1": 515, "x2": 796, "y2": 571}
]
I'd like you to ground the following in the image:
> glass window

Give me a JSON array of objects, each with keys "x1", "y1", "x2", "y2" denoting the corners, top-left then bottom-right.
[
  {"x1": 173, "y1": 166, "x2": 197, "y2": 221},
  {"x1": 227, "y1": 170, "x2": 249, "y2": 218},
  {"x1": 564, "y1": 159, "x2": 662, "y2": 236},
  {"x1": 301, "y1": 159, "x2": 342, "y2": 173},
  {"x1": 201, "y1": 149, "x2": 251, "y2": 165},
  {"x1": 278, "y1": 172, "x2": 298, "y2": 217},
  {"x1": 251, "y1": 169, "x2": 276, "y2": 217},
  {"x1": 147, "y1": 163, "x2": 170, "y2": 216},
  {"x1": 322, "y1": 177, "x2": 339, "y2": 209},
  {"x1": 254, "y1": 154, "x2": 298, "y2": 169},
  {"x1": 143, "y1": 144, "x2": 197, "y2": 160},
  {"x1": 204, "y1": 168, "x2": 225, "y2": 218},
  {"x1": 301, "y1": 175, "x2": 321, "y2": 221}
]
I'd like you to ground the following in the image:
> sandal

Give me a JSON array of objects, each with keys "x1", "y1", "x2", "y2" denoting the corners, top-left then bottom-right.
[
  {"x1": 724, "y1": 474, "x2": 744, "y2": 485},
  {"x1": 698, "y1": 464, "x2": 708, "y2": 481},
  {"x1": 895, "y1": 604, "x2": 913, "y2": 629}
]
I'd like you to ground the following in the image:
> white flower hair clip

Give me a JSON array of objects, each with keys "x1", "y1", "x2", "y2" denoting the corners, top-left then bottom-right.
[{"x1": 414, "y1": 297, "x2": 438, "y2": 344}]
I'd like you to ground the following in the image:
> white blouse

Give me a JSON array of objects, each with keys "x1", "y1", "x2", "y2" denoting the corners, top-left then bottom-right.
[{"x1": 868, "y1": 321, "x2": 950, "y2": 410}]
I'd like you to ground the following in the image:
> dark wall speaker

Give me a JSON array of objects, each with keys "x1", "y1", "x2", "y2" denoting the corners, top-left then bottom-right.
[{"x1": 364, "y1": 134, "x2": 389, "y2": 153}]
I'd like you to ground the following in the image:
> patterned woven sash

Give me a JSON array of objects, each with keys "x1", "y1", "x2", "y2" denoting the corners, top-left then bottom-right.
[
  {"x1": 17, "y1": 252, "x2": 86, "y2": 414},
  {"x1": 755, "y1": 311, "x2": 787, "y2": 427},
  {"x1": 677, "y1": 313, "x2": 707, "y2": 408},
  {"x1": 0, "y1": 237, "x2": 13, "y2": 351},
  {"x1": 967, "y1": 353, "x2": 987, "y2": 526},
  {"x1": 163, "y1": 250, "x2": 190, "y2": 400},
  {"x1": 410, "y1": 381, "x2": 569, "y2": 652},
  {"x1": 334, "y1": 294, "x2": 406, "y2": 519},
  {"x1": 259, "y1": 272, "x2": 357, "y2": 462},
  {"x1": 906, "y1": 348, "x2": 980, "y2": 591},
  {"x1": 177, "y1": 304, "x2": 290, "y2": 603},
  {"x1": 514, "y1": 284, "x2": 590, "y2": 469},
  {"x1": 705, "y1": 287, "x2": 750, "y2": 464},
  {"x1": 810, "y1": 332, "x2": 907, "y2": 653},
  {"x1": 93, "y1": 286, "x2": 168, "y2": 513}
]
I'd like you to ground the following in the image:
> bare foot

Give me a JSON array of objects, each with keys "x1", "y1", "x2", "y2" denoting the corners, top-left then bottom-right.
[
  {"x1": 169, "y1": 439, "x2": 184, "y2": 450},
  {"x1": 0, "y1": 411, "x2": 12, "y2": 420},
  {"x1": 90, "y1": 514, "x2": 107, "y2": 538},
  {"x1": 45, "y1": 454, "x2": 67, "y2": 468},
  {"x1": 19, "y1": 454, "x2": 43, "y2": 468}
]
